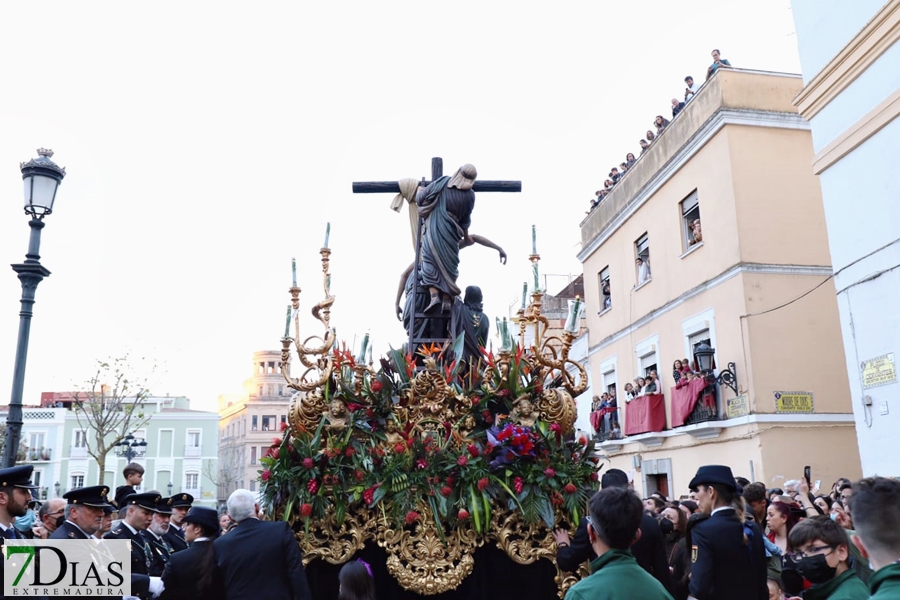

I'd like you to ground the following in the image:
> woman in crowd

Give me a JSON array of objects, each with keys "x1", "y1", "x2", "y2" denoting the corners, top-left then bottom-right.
[
  {"x1": 661, "y1": 503, "x2": 689, "y2": 600},
  {"x1": 339, "y1": 559, "x2": 377, "y2": 600},
  {"x1": 655, "y1": 115, "x2": 670, "y2": 134},
  {"x1": 673, "y1": 360, "x2": 685, "y2": 382},
  {"x1": 634, "y1": 377, "x2": 647, "y2": 396},
  {"x1": 219, "y1": 513, "x2": 232, "y2": 536},
  {"x1": 646, "y1": 130, "x2": 656, "y2": 142},
  {"x1": 767, "y1": 501, "x2": 807, "y2": 596},
  {"x1": 813, "y1": 494, "x2": 833, "y2": 514},
  {"x1": 161, "y1": 506, "x2": 224, "y2": 600},
  {"x1": 643, "y1": 371, "x2": 659, "y2": 394},
  {"x1": 681, "y1": 359, "x2": 692, "y2": 375},
  {"x1": 625, "y1": 152, "x2": 637, "y2": 168},
  {"x1": 624, "y1": 382, "x2": 636, "y2": 402}
]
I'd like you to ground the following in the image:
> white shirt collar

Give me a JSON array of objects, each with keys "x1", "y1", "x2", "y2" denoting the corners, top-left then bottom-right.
[
  {"x1": 711, "y1": 506, "x2": 734, "y2": 516},
  {"x1": 122, "y1": 521, "x2": 138, "y2": 535}
]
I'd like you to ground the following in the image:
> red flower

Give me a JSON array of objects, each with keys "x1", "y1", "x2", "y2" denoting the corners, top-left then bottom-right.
[
  {"x1": 467, "y1": 444, "x2": 479, "y2": 458},
  {"x1": 406, "y1": 438, "x2": 415, "y2": 448},
  {"x1": 441, "y1": 486, "x2": 452, "y2": 497},
  {"x1": 457, "y1": 455, "x2": 468, "y2": 467},
  {"x1": 535, "y1": 384, "x2": 543, "y2": 394},
  {"x1": 307, "y1": 479, "x2": 319, "y2": 494},
  {"x1": 345, "y1": 447, "x2": 356, "y2": 457},
  {"x1": 415, "y1": 458, "x2": 428, "y2": 470},
  {"x1": 393, "y1": 443, "x2": 406, "y2": 454},
  {"x1": 563, "y1": 483, "x2": 578, "y2": 494},
  {"x1": 280, "y1": 422, "x2": 289, "y2": 432},
  {"x1": 347, "y1": 402, "x2": 363, "y2": 412},
  {"x1": 471, "y1": 397, "x2": 479, "y2": 406},
  {"x1": 354, "y1": 470, "x2": 365, "y2": 482},
  {"x1": 484, "y1": 442, "x2": 494, "y2": 454},
  {"x1": 458, "y1": 509, "x2": 470, "y2": 520},
  {"x1": 271, "y1": 437, "x2": 281, "y2": 446},
  {"x1": 371, "y1": 380, "x2": 383, "y2": 393},
  {"x1": 272, "y1": 447, "x2": 280, "y2": 460},
  {"x1": 365, "y1": 408, "x2": 375, "y2": 418},
  {"x1": 543, "y1": 468, "x2": 556, "y2": 478},
  {"x1": 513, "y1": 476, "x2": 524, "y2": 494},
  {"x1": 302, "y1": 457, "x2": 314, "y2": 470},
  {"x1": 363, "y1": 487, "x2": 375, "y2": 505},
  {"x1": 549, "y1": 422, "x2": 561, "y2": 434},
  {"x1": 445, "y1": 475, "x2": 456, "y2": 486},
  {"x1": 261, "y1": 469, "x2": 271, "y2": 482},
  {"x1": 477, "y1": 477, "x2": 489, "y2": 491},
  {"x1": 299, "y1": 503, "x2": 313, "y2": 517},
  {"x1": 590, "y1": 472, "x2": 599, "y2": 481},
  {"x1": 405, "y1": 511, "x2": 419, "y2": 525}
]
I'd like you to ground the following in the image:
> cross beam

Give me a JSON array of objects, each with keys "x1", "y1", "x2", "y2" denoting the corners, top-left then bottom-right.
[{"x1": 352, "y1": 157, "x2": 522, "y2": 194}]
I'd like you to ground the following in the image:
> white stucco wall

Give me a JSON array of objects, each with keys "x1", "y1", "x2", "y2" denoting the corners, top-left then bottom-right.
[
  {"x1": 792, "y1": 0, "x2": 900, "y2": 476},
  {"x1": 791, "y1": 0, "x2": 888, "y2": 84}
]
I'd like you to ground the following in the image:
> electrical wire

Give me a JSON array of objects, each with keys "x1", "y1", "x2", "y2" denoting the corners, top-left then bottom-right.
[{"x1": 740, "y1": 275, "x2": 834, "y2": 319}]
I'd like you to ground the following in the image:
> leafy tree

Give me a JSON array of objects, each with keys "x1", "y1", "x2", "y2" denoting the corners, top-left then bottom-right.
[{"x1": 72, "y1": 356, "x2": 153, "y2": 486}]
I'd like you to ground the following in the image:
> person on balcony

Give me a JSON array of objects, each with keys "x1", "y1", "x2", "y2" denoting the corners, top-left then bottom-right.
[{"x1": 707, "y1": 49, "x2": 733, "y2": 80}]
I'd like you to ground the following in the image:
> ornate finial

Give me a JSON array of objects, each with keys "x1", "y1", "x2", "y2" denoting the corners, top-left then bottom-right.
[
  {"x1": 37, "y1": 148, "x2": 54, "y2": 158},
  {"x1": 20, "y1": 148, "x2": 66, "y2": 176}
]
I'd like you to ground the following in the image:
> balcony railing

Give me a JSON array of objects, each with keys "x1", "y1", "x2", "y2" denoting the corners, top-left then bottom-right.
[
  {"x1": 24, "y1": 448, "x2": 52, "y2": 462},
  {"x1": 184, "y1": 445, "x2": 201, "y2": 458},
  {"x1": 685, "y1": 385, "x2": 720, "y2": 425}
]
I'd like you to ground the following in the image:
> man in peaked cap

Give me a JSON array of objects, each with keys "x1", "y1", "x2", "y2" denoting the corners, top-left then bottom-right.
[
  {"x1": 104, "y1": 492, "x2": 165, "y2": 600},
  {"x1": 161, "y1": 506, "x2": 225, "y2": 599},
  {"x1": 162, "y1": 493, "x2": 192, "y2": 553},
  {"x1": 687, "y1": 465, "x2": 767, "y2": 600},
  {"x1": 0, "y1": 466, "x2": 41, "y2": 599},
  {"x1": 50, "y1": 485, "x2": 111, "y2": 539},
  {"x1": 141, "y1": 496, "x2": 174, "y2": 576}
]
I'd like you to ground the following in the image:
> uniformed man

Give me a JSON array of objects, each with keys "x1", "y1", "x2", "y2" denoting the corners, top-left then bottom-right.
[
  {"x1": 104, "y1": 492, "x2": 165, "y2": 600},
  {"x1": 687, "y1": 464, "x2": 767, "y2": 600},
  {"x1": 162, "y1": 493, "x2": 192, "y2": 553},
  {"x1": 0, "y1": 465, "x2": 41, "y2": 598},
  {"x1": 50, "y1": 485, "x2": 111, "y2": 539},
  {"x1": 141, "y1": 496, "x2": 174, "y2": 576}
]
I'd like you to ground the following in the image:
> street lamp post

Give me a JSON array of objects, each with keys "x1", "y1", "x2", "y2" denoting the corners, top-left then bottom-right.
[
  {"x1": 167, "y1": 482, "x2": 173, "y2": 497},
  {"x1": 1, "y1": 149, "x2": 66, "y2": 468},
  {"x1": 693, "y1": 342, "x2": 738, "y2": 395},
  {"x1": 115, "y1": 434, "x2": 148, "y2": 463}
]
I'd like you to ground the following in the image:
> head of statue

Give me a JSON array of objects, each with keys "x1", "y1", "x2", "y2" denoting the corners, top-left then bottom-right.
[
  {"x1": 330, "y1": 399, "x2": 346, "y2": 417},
  {"x1": 448, "y1": 164, "x2": 478, "y2": 191}
]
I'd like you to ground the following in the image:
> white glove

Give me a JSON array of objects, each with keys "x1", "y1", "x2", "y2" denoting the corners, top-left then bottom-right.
[{"x1": 148, "y1": 576, "x2": 165, "y2": 598}]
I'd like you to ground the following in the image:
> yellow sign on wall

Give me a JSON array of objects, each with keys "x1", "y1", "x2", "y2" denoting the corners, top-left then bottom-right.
[
  {"x1": 726, "y1": 394, "x2": 750, "y2": 419},
  {"x1": 774, "y1": 391, "x2": 814, "y2": 413},
  {"x1": 861, "y1": 353, "x2": 897, "y2": 389}
]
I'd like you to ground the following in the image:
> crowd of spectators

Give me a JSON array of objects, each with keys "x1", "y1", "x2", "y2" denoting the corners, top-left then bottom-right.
[{"x1": 588, "y1": 49, "x2": 733, "y2": 214}]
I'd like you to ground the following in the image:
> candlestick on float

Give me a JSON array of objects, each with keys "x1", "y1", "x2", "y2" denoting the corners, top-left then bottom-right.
[
  {"x1": 324, "y1": 222, "x2": 331, "y2": 249},
  {"x1": 357, "y1": 332, "x2": 370, "y2": 363},
  {"x1": 532, "y1": 224, "x2": 537, "y2": 255},
  {"x1": 292, "y1": 258, "x2": 297, "y2": 287},
  {"x1": 521, "y1": 282, "x2": 527, "y2": 310},
  {"x1": 284, "y1": 305, "x2": 292, "y2": 338}
]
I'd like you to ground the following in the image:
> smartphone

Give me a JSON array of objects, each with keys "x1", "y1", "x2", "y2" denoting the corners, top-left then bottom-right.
[
  {"x1": 804, "y1": 466, "x2": 812, "y2": 486},
  {"x1": 814, "y1": 480, "x2": 821, "y2": 492}
]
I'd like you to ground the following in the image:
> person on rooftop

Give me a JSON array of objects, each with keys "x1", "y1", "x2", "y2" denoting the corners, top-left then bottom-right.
[{"x1": 707, "y1": 49, "x2": 732, "y2": 80}]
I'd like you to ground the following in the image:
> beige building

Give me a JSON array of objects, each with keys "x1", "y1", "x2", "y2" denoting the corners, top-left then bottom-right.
[
  {"x1": 578, "y1": 69, "x2": 862, "y2": 498},
  {"x1": 217, "y1": 350, "x2": 293, "y2": 501}
]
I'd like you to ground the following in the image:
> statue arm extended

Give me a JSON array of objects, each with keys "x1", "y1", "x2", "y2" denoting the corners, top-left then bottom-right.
[
  {"x1": 396, "y1": 262, "x2": 414, "y2": 321},
  {"x1": 467, "y1": 234, "x2": 507, "y2": 264}
]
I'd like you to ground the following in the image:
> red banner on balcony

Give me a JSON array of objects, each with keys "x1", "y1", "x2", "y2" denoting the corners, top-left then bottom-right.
[
  {"x1": 671, "y1": 379, "x2": 709, "y2": 427},
  {"x1": 624, "y1": 394, "x2": 666, "y2": 435},
  {"x1": 589, "y1": 406, "x2": 617, "y2": 432}
]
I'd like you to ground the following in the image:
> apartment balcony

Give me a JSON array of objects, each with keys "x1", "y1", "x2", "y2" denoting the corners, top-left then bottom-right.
[
  {"x1": 184, "y1": 445, "x2": 202, "y2": 458},
  {"x1": 70, "y1": 446, "x2": 88, "y2": 459},
  {"x1": 579, "y1": 68, "x2": 805, "y2": 256},
  {"x1": 23, "y1": 448, "x2": 52, "y2": 462}
]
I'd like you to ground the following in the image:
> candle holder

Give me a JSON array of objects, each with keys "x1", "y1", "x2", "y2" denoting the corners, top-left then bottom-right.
[{"x1": 281, "y1": 247, "x2": 336, "y2": 394}]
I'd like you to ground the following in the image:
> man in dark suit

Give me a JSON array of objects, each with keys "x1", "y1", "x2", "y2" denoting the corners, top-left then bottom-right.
[
  {"x1": 160, "y1": 506, "x2": 224, "y2": 600},
  {"x1": 0, "y1": 466, "x2": 42, "y2": 599},
  {"x1": 214, "y1": 489, "x2": 311, "y2": 600},
  {"x1": 140, "y1": 496, "x2": 174, "y2": 576},
  {"x1": 687, "y1": 464, "x2": 767, "y2": 600},
  {"x1": 553, "y1": 468, "x2": 673, "y2": 593},
  {"x1": 162, "y1": 493, "x2": 191, "y2": 553},
  {"x1": 104, "y1": 492, "x2": 164, "y2": 600},
  {"x1": 51, "y1": 485, "x2": 111, "y2": 539}
]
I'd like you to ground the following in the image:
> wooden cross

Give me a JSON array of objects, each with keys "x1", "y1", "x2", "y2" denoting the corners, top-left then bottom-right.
[
  {"x1": 352, "y1": 157, "x2": 522, "y2": 194},
  {"x1": 352, "y1": 156, "x2": 522, "y2": 352}
]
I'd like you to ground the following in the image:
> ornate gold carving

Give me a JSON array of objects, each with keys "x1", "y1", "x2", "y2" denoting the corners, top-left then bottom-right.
[
  {"x1": 297, "y1": 506, "x2": 377, "y2": 566},
  {"x1": 378, "y1": 504, "x2": 483, "y2": 596},
  {"x1": 538, "y1": 388, "x2": 577, "y2": 434}
]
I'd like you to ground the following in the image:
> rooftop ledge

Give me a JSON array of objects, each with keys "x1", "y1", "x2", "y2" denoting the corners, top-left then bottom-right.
[{"x1": 579, "y1": 68, "x2": 806, "y2": 262}]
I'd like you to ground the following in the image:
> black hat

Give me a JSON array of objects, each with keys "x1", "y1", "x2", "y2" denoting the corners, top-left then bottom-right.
[
  {"x1": 689, "y1": 465, "x2": 737, "y2": 492},
  {"x1": 153, "y1": 497, "x2": 174, "y2": 515},
  {"x1": 122, "y1": 492, "x2": 161, "y2": 511},
  {"x1": 182, "y1": 506, "x2": 219, "y2": 533},
  {"x1": 63, "y1": 485, "x2": 112, "y2": 508},
  {"x1": 170, "y1": 493, "x2": 194, "y2": 508},
  {"x1": 0, "y1": 465, "x2": 40, "y2": 491}
]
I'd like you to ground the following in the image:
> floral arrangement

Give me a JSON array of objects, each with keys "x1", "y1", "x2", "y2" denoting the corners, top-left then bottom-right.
[{"x1": 260, "y1": 339, "x2": 600, "y2": 534}]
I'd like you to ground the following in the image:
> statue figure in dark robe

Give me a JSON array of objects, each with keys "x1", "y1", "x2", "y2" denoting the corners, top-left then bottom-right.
[
  {"x1": 416, "y1": 164, "x2": 477, "y2": 313},
  {"x1": 455, "y1": 286, "x2": 490, "y2": 363}
]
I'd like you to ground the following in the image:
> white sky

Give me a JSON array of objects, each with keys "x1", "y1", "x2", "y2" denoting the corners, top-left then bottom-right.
[{"x1": 0, "y1": 1, "x2": 802, "y2": 413}]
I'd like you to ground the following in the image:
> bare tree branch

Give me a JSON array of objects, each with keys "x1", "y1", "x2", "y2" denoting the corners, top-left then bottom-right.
[{"x1": 72, "y1": 355, "x2": 155, "y2": 487}]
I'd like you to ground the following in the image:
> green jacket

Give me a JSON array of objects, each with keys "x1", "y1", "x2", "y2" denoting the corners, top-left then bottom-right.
[
  {"x1": 869, "y1": 562, "x2": 900, "y2": 599},
  {"x1": 565, "y1": 549, "x2": 673, "y2": 600},
  {"x1": 803, "y1": 569, "x2": 869, "y2": 600}
]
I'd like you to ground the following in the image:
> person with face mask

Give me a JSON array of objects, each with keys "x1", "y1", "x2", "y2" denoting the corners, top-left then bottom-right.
[
  {"x1": 786, "y1": 516, "x2": 868, "y2": 599},
  {"x1": 34, "y1": 498, "x2": 66, "y2": 538},
  {"x1": 51, "y1": 485, "x2": 112, "y2": 539},
  {"x1": 661, "y1": 503, "x2": 689, "y2": 600}
]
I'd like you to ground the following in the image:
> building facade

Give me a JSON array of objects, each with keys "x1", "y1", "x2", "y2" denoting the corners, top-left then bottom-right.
[
  {"x1": 791, "y1": 0, "x2": 900, "y2": 476},
  {"x1": 217, "y1": 350, "x2": 293, "y2": 501},
  {"x1": 577, "y1": 68, "x2": 862, "y2": 497},
  {"x1": 10, "y1": 395, "x2": 219, "y2": 506}
]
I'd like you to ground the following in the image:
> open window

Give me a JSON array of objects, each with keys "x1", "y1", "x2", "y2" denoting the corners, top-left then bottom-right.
[
  {"x1": 681, "y1": 191, "x2": 701, "y2": 251},
  {"x1": 635, "y1": 233, "x2": 651, "y2": 285},
  {"x1": 690, "y1": 330, "x2": 716, "y2": 370},
  {"x1": 598, "y1": 266, "x2": 611, "y2": 312}
]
